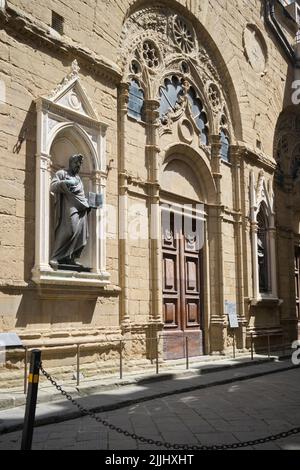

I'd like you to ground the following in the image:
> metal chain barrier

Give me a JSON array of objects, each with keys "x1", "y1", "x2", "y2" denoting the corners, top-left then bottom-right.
[{"x1": 40, "y1": 363, "x2": 300, "y2": 450}]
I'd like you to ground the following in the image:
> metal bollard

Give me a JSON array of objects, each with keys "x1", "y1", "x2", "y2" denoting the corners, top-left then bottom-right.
[
  {"x1": 251, "y1": 333, "x2": 254, "y2": 361},
  {"x1": 24, "y1": 346, "x2": 28, "y2": 395},
  {"x1": 77, "y1": 344, "x2": 80, "y2": 386},
  {"x1": 233, "y1": 332, "x2": 236, "y2": 359},
  {"x1": 185, "y1": 337, "x2": 189, "y2": 370},
  {"x1": 120, "y1": 340, "x2": 123, "y2": 380},
  {"x1": 156, "y1": 335, "x2": 159, "y2": 375},
  {"x1": 21, "y1": 349, "x2": 41, "y2": 451}
]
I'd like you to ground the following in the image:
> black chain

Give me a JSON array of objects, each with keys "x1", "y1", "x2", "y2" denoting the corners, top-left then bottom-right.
[{"x1": 40, "y1": 363, "x2": 300, "y2": 450}]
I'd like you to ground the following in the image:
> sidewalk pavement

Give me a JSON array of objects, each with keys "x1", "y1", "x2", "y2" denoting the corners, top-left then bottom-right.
[{"x1": 0, "y1": 354, "x2": 297, "y2": 435}]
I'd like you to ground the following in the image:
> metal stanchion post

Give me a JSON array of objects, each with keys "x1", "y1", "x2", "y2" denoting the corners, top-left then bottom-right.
[
  {"x1": 21, "y1": 349, "x2": 41, "y2": 451},
  {"x1": 233, "y1": 332, "x2": 236, "y2": 359},
  {"x1": 251, "y1": 333, "x2": 254, "y2": 361},
  {"x1": 24, "y1": 347, "x2": 28, "y2": 395},
  {"x1": 77, "y1": 344, "x2": 80, "y2": 386},
  {"x1": 120, "y1": 340, "x2": 123, "y2": 380},
  {"x1": 185, "y1": 337, "x2": 189, "y2": 370},
  {"x1": 156, "y1": 335, "x2": 159, "y2": 375}
]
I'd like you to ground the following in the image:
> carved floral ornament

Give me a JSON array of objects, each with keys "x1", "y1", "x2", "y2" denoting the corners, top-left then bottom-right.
[
  {"x1": 120, "y1": 6, "x2": 217, "y2": 83},
  {"x1": 120, "y1": 5, "x2": 234, "y2": 141}
]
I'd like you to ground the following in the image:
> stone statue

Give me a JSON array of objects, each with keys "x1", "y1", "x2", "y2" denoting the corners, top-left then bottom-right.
[
  {"x1": 257, "y1": 233, "x2": 267, "y2": 292},
  {"x1": 50, "y1": 154, "x2": 90, "y2": 270}
]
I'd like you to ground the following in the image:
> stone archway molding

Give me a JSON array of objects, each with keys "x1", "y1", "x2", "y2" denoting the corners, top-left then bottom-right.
[{"x1": 161, "y1": 142, "x2": 217, "y2": 206}]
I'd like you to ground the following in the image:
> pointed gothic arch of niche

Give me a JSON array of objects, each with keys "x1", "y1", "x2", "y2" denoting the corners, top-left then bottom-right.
[
  {"x1": 49, "y1": 123, "x2": 98, "y2": 272},
  {"x1": 118, "y1": 0, "x2": 243, "y2": 142},
  {"x1": 250, "y1": 170, "x2": 278, "y2": 303}
]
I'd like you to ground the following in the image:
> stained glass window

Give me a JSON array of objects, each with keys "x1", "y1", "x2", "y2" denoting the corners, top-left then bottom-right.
[
  {"x1": 187, "y1": 87, "x2": 208, "y2": 145},
  {"x1": 128, "y1": 80, "x2": 144, "y2": 121},
  {"x1": 159, "y1": 76, "x2": 183, "y2": 119},
  {"x1": 220, "y1": 129, "x2": 230, "y2": 162},
  {"x1": 159, "y1": 78, "x2": 209, "y2": 145}
]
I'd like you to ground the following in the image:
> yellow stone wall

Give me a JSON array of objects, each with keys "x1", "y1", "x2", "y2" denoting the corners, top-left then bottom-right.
[{"x1": 0, "y1": 0, "x2": 299, "y2": 384}]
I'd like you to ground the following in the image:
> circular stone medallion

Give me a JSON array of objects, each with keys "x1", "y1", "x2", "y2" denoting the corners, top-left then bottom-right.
[
  {"x1": 243, "y1": 25, "x2": 267, "y2": 74},
  {"x1": 179, "y1": 119, "x2": 194, "y2": 144}
]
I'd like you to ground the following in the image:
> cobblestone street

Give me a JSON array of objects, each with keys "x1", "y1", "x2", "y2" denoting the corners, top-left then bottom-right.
[{"x1": 1, "y1": 368, "x2": 300, "y2": 451}]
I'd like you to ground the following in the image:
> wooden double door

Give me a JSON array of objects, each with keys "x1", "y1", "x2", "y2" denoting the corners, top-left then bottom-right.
[{"x1": 162, "y1": 210, "x2": 204, "y2": 359}]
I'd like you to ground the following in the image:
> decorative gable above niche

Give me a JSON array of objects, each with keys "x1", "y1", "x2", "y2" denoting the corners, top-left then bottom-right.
[
  {"x1": 32, "y1": 60, "x2": 110, "y2": 289},
  {"x1": 48, "y1": 60, "x2": 98, "y2": 119},
  {"x1": 37, "y1": 60, "x2": 104, "y2": 163}
]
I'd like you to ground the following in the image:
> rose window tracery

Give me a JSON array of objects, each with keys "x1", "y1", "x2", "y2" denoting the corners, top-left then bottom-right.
[
  {"x1": 173, "y1": 16, "x2": 195, "y2": 53},
  {"x1": 142, "y1": 41, "x2": 160, "y2": 68}
]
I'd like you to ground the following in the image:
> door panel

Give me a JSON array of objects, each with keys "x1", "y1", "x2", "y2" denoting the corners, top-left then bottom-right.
[{"x1": 162, "y1": 210, "x2": 204, "y2": 359}]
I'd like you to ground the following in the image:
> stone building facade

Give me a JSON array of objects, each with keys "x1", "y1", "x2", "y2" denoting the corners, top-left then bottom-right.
[{"x1": 0, "y1": 0, "x2": 300, "y2": 386}]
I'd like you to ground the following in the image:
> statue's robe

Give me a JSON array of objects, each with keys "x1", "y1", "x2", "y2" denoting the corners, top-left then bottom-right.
[{"x1": 50, "y1": 170, "x2": 89, "y2": 263}]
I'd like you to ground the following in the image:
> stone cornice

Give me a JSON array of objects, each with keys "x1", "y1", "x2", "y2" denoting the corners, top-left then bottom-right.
[
  {"x1": 241, "y1": 145, "x2": 277, "y2": 173},
  {"x1": 0, "y1": 6, "x2": 122, "y2": 85}
]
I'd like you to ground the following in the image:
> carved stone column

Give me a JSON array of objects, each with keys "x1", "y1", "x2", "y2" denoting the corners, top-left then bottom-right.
[
  {"x1": 250, "y1": 171, "x2": 260, "y2": 301},
  {"x1": 209, "y1": 135, "x2": 227, "y2": 354},
  {"x1": 118, "y1": 83, "x2": 131, "y2": 330},
  {"x1": 144, "y1": 99, "x2": 163, "y2": 331},
  {"x1": 231, "y1": 145, "x2": 247, "y2": 349},
  {"x1": 91, "y1": 170, "x2": 109, "y2": 276},
  {"x1": 32, "y1": 153, "x2": 52, "y2": 279}
]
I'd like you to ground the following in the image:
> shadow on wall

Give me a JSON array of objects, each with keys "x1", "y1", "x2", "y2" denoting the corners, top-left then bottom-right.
[
  {"x1": 15, "y1": 291, "x2": 97, "y2": 328},
  {"x1": 11, "y1": 101, "x2": 36, "y2": 284},
  {"x1": 0, "y1": 286, "x2": 97, "y2": 328},
  {"x1": 7, "y1": 101, "x2": 94, "y2": 328}
]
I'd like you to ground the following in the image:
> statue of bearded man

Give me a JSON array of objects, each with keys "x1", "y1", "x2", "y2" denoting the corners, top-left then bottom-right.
[{"x1": 50, "y1": 154, "x2": 90, "y2": 268}]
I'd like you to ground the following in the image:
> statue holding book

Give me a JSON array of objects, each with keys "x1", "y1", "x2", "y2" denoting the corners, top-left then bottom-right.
[{"x1": 50, "y1": 154, "x2": 102, "y2": 271}]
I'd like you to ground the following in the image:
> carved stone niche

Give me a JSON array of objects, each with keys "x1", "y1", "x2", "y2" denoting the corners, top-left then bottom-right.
[{"x1": 32, "y1": 61, "x2": 110, "y2": 288}]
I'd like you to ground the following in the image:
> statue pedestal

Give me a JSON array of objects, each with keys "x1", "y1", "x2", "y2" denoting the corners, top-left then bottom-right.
[
  {"x1": 32, "y1": 266, "x2": 110, "y2": 288},
  {"x1": 56, "y1": 264, "x2": 91, "y2": 273}
]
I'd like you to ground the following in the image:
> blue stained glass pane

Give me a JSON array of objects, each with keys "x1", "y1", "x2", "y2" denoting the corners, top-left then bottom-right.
[
  {"x1": 159, "y1": 92, "x2": 172, "y2": 117},
  {"x1": 128, "y1": 80, "x2": 144, "y2": 120},
  {"x1": 220, "y1": 130, "x2": 230, "y2": 161},
  {"x1": 165, "y1": 79, "x2": 181, "y2": 107},
  {"x1": 187, "y1": 91, "x2": 202, "y2": 118},
  {"x1": 159, "y1": 77, "x2": 183, "y2": 118},
  {"x1": 202, "y1": 130, "x2": 209, "y2": 146},
  {"x1": 195, "y1": 114, "x2": 205, "y2": 132},
  {"x1": 193, "y1": 107, "x2": 208, "y2": 144}
]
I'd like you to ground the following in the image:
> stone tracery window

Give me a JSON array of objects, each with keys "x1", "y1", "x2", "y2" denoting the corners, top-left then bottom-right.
[
  {"x1": 173, "y1": 16, "x2": 195, "y2": 53},
  {"x1": 159, "y1": 77, "x2": 209, "y2": 145},
  {"x1": 159, "y1": 76, "x2": 183, "y2": 118},
  {"x1": 220, "y1": 129, "x2": 230, "y2": 162},
  {"x1": 142, "y1": 40, "x2": 160, "y2": 69},
  {"x1": 187, "y1": 87, "x2": 208, "y2": 145}
]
